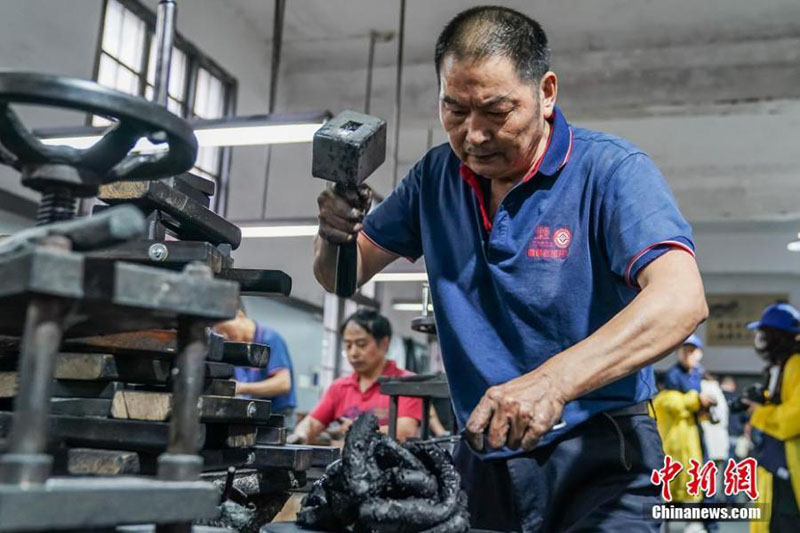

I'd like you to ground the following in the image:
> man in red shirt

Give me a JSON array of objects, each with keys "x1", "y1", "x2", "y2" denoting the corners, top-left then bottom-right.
[{"x1": 289, "y1": 310, "x2": 422, "y2": 443}]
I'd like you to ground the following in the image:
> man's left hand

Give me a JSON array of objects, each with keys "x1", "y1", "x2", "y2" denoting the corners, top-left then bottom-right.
[{"x1": 465, "y1": 371, "x2": 568, "y2": 452}]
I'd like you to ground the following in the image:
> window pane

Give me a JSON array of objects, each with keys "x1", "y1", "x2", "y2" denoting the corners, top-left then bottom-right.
[
  {"x1": 116, "y1": 66, "x2": 139, "y2": 95},
  {"x1": 169, "y1": 48, "x2": 187, "y2": 101},
  {"x1": 167, "y1": 97, "x2": 182, "y2": 115},
  {"x1": 102, "y1": 0, "x2": 124, "y2": 58},
  {"x1": 118, "y1": 7, "x2": 145, "y2": 71},
  {"x1": 97, "y1": 54, "x2": 118, "y2": 90},
  {"x1": 193, "y1": 68, "x2": 225, "y2": 119}
]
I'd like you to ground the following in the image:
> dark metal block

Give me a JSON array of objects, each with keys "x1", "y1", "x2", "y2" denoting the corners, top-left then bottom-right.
[
  {"x1": 0, "y1": 247, "x2": 83, "y2": 301},
  {"x1": 295, "y1": 445, "x2": 341, "y2": 468},
  {"x1": 0, "y1": 477, "x2": 219, "y2": 531},
  {"x1": 378, "y1": 374, "x2": 451, "y2": 399},
  {"x1": 0, "y1": 412, "x2": 205, "y2": 451},
  {"x1": 217, "y1": 268, "x2": 292, "y2": 297},
  {"x1": 202, "y1": 445, "x2": 313, "y2": 472},
  {"x1": 209, "y1": 333, "x2": 270, "y2": 367},
  {"x1": 255, "y1": 426, "x2": 286, "y2": 446},
  {"x1": 98, "y1": 180, "x2": 241, "y2": 248},
  {"x1": 85, "y1": 241, "x2": 232, "y2": 273},
  {"x1": 50, "y1": 398, "x2": 112, "y2": 417}
]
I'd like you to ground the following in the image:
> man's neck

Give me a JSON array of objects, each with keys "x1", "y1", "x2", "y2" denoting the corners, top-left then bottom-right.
[
  {"x1": 489, "y1": 119, "x2": 552, "y2": 214},
  {"x1": 358, "y1": 360, "x2": 387, "y2": 391}
]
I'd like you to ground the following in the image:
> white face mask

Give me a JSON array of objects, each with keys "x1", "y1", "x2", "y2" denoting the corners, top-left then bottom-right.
[
  {"x1": 753, "y1": 329, "x2": 774, "y2": 362},
  {"x1": 754, "y1": 330, "x2": 768, "y2": 352}
]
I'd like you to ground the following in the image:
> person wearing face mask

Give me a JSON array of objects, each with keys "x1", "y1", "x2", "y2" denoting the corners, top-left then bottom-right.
[
  {"x1": 744, "y1": 303, "x2": 800, "y2": 533},
  {"x1": 288, "y1": 310, "x2": 422, "y2": 445},
  {"x1": 312, "y1": 6, "x2": 707, "y2": 531}
]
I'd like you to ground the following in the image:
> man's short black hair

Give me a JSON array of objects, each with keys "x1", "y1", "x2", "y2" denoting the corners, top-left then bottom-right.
[
  {"x1": 435, "y1": 5, "x2": 550, "y2": 83},
  {"x1": 340, "y1": 309, "x2": 392, "y2": 342}
]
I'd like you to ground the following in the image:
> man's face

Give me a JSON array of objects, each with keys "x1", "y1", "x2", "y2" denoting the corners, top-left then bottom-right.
[
  {"x1": 438, "y1": 54, "x2": 555, "y2": 181},
  {"x1": 342, "y1": 322, "x2": 388, "y2": 376},
  {"x1": 678, "y1": 344, "x2": 703, "y2": 368}
]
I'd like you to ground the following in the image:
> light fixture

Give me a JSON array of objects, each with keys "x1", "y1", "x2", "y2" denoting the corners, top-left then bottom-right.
[
  {"x1": 240, "y1": 224, "x2": 318, "y2": 238},
  {"x1": 788, "y1": 233, "x2": 800, "y2": 252},
  {"x1": 392, "y1": 302, "x2": 434, "y2": 312},
  {"x1": 236, "y1": 217, "x2": 319, "y2": 239},
  {"x1": 373, "y1": 272, "x2": 428, "y2": 282},
  {"x1": 34, "y1": 110, "x2": 331, "y2": 149}
]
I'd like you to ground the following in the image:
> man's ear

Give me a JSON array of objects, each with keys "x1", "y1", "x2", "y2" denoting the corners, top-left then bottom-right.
[{"x1": 539, "y1": 71, "x2": 558, "y2": 119}]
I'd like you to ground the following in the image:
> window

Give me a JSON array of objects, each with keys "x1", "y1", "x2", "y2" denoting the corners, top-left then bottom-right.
[{"x1": 94, "y1": 0, "x2": 237, "y2": 209}]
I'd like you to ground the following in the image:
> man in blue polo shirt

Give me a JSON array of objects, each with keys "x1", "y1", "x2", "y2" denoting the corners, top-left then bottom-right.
[
  {"x1": 214, "y1": 309, "x2": 298, "y2": 429},
  {"x1": 313, "y1": 6, "x2": 707, "y2": 532}
]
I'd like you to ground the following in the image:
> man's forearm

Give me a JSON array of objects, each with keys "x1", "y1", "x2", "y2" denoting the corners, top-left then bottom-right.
[
  {"x1": 535, "y1": 254, "x2": 708, "y2": 403},
  {"x1": 312, "y1": 235, "x2": 339, "y2": 292},
  {"x1": 236, "y1": 370, "x2": 290, "y2": 398}
]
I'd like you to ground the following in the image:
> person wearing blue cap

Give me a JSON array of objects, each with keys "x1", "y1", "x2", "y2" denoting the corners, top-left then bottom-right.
[
  {"x1": 664, "y1": 333, "x2": 706, "y2": 394},
  {"x1": 745, "y1": 303, "x2": 800, "y2": 533}
]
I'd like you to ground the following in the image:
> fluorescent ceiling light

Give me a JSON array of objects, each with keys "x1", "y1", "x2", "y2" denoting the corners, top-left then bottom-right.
[
  {"x1": 373, "y1": 272, "x2": 428, "y2": 282},
  {"x1": 194, "y1": 122, "x2": 324, "y2": 147},
  {"x1": 240, "y1": 224, "x2": 318, "y2": 238},
  {"x1": 35, "y1": 111, "x2": 331, "y2": 149},
  {"x1": 392, "y1": 302, "x2": 434, "y2": 312}
]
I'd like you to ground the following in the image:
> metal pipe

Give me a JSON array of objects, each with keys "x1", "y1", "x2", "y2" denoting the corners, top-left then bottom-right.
[
  {"x1": 261, "y1": 0, "x2": 287, "y2": 218},
  {"x1": 153, "y1": 0, "x2": 177, "y2": 107},
  {"x1": 391, "y1": 0, "x2": 406, "y2": 188},
  {"x1": 365, "y1": 31, "x2": 378, "y2": 114}
]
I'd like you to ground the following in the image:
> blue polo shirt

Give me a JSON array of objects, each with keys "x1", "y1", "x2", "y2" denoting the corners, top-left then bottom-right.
[
  {"x1": 663, "y1": 363, "x2": 704, "y2": 393},
  {"x1": 233, "y1": 324, "x2": 297, "y2": 412},
  {"x1": 363, "y1": 106, "x2": 695, "y2": 458}
]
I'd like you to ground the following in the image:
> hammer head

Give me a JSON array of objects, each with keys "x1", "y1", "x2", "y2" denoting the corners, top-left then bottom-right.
[{"x1": 312, "y1": 110, "x2": 387, "y2": 186}]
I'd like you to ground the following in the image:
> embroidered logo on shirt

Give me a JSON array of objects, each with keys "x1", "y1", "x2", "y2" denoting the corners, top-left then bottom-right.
[{"x1": 528, "y1": 226, "x2": 571, "y2": 260}]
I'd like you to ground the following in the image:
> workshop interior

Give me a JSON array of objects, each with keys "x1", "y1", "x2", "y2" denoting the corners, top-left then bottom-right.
[{"x1": 0, "y1": 0, "x2": 797, "y2": 532}]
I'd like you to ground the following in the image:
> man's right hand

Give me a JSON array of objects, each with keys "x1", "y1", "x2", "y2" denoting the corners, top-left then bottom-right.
[{"x1": 317, "y1": 184, "x2": 372, "y2": 244}]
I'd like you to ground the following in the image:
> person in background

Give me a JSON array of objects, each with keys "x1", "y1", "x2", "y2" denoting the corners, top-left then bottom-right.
[
  {"x1": 289, "y1": 310, "x2": 422, "y2": 444},
  {"x1": 744, "y1": 303, "x2": 800, "y2": 533},
  {"x1": 664, "y1": 333, "x2": 705, "y2": 393},
  {"x1": 721, "y1": 375, "x2": 749, "y2": 460},
  {"x1": 214, "y1": 308, "x2": 298, "y2": 429},
  {"x1": 700, "y1": 373, "x2": 729, "y2": 503},
  {"x1": 653, "y1": 371, "x2": 717, "y2": 505}
]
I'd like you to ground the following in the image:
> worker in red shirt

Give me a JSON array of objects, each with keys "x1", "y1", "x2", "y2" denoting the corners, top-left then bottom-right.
[{"x1": 289, "y1": 310, "x2": 422, "y2": 444}]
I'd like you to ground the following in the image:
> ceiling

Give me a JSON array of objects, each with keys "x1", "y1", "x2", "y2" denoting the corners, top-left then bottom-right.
[{"x1": 229, "y1": 0, "x2": 800, "y2": 72}]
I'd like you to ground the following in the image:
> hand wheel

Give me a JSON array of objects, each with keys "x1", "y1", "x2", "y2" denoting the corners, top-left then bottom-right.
[{"x1": 0, "y1": 72, "x2": 198, "y2": 223}]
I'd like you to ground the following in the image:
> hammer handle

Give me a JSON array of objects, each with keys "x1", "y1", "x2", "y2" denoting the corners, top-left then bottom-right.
[{"x1": 335, "y1": 239, "x2": 358, "y2": 297}]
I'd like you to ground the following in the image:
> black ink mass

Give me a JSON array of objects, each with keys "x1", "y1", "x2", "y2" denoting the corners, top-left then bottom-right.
[{"x1": 297, "y1": 414, "x2": 470, "y2": 532}]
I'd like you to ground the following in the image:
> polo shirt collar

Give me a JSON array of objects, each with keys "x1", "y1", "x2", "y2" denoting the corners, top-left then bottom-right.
[
  {"x1": 537, "y1": 105, "x2": 573, "y2": 177},
  {"x1": 347, "y1": 359, "x2": 400, "y2": 388}
]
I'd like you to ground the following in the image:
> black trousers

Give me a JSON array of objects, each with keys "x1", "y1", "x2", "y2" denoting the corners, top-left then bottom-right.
[{"x1": 454, "y1": 413, "x2": 664, "y2": 532}]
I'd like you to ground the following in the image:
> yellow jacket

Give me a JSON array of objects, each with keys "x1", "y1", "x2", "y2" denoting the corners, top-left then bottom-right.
[
  {"x1": 653, "y1": 388, "x2": 704, "y2": 503},
  {"x1": 750, "y1": 353, "x2": 800, "y2": 532}
]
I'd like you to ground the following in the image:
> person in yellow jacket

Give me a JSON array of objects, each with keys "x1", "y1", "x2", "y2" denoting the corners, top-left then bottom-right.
[
  {"x1": 745, "y1": 303, "x2": 800, "y2": 533},
  {"x1": 654, "y1": 369, "x2": 716, "y2": 503}
]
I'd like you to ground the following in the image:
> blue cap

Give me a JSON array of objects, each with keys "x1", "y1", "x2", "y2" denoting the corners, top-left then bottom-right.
[
  {"x1": 682, "y1": 333, "x2": 703, "y2": 349},
  {"x1": 747, "y1": 303, "x2": 800, "y2": 333}
]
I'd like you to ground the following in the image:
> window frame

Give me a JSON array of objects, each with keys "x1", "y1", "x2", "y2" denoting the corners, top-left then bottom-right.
[{"x1": 92, "y1": 0, "x2": 238, "y2": 213}]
